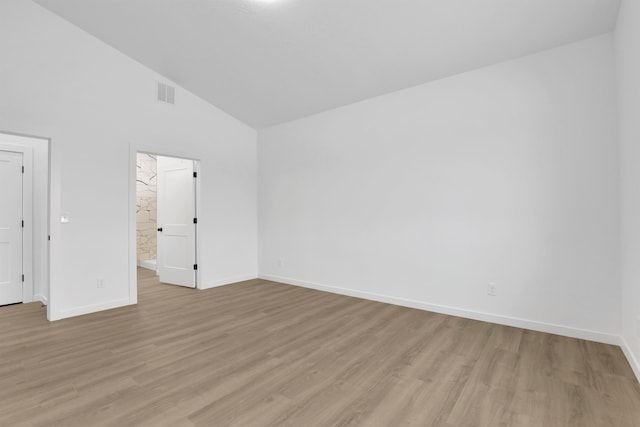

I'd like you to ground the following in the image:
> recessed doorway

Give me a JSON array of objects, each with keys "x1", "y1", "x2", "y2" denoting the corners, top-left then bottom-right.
[
  {"x1": 0, "y1": 131, "x2": 50, "y2": 314},
  {"x1": 134, "y1": 152, "x2": 199, "y2": 296}
]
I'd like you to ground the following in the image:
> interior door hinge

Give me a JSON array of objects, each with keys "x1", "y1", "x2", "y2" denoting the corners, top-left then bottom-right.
[
  {"x1": 193, "y1": 171, "x2": 197, "y2": 178},
  {"x1": 193, "y1": 218, "x2": 197, "y2": 224},
  {"x1": 22, "y1": 166, "x2": 24, "y2": 173},
  {"x1": 22, "y1": 274, "x2": 24, "y2": 282},
  {"x1": 21, "y1": 220, "x2": 24, "y2": 228},
  {"x1": 193, "y1": 264, "x2": 198, "y2": 270}
]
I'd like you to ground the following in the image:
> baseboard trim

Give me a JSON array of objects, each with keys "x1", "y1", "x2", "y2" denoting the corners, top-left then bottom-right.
[
  {"x1": 52, "y1": 298, "x2": 131, "y2": 321},
  {"x1": 619, "y1": 335, "x2": 640, "y2": 383},
  {"x1": 201, "y1": 274, "x2": 258, "y2": 290},
  {"x1": 34, "y1": 294, "x2": 48, "y2": 306},
  {"x1": 138, "y1": 259, "x2": 157, "y2": 271},
  {"x1": 259, "y1": 273, "x2": 619, "y2": 346}
]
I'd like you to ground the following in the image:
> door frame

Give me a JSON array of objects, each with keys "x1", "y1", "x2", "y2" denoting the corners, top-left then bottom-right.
[
  {"x1": 128, "y1": 144, "x2": 201, "y2": 304},
  {"x1": 0, "y1": 131, "x2": 50, "y2": 310}
]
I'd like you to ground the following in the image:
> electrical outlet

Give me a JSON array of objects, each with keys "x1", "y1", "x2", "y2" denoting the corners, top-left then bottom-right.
[
  {"x1": 97, "y1": 278, "x2": 105, "y2": 288},
  {"x1": 487, "y1": 282, "x2": 497, "y2": 297}
]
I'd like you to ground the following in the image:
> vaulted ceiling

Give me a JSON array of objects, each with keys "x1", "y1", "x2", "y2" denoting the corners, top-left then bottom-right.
[{"x1": 34, "y1": 0, "x2": 621, "y2": 128}]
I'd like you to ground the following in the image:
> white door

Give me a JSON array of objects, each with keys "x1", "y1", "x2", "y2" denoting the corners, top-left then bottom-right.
[
  {"x1": 156, "y1": 156, "x2": 196, "y2": 288},
  {"x1": 0, "y1": 151, "x2": 23, "y2": 305}
]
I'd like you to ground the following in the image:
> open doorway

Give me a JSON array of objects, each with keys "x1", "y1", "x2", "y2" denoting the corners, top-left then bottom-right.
[
  {"x1": 0, "y1": 131, "x2": 50, "y2": 315},
  {"x1": 135, "y1": 152, "x2": 199, "y2": 293},
  {"x1": 136, "y1": 153, "x2": 159, "y2": 272}
]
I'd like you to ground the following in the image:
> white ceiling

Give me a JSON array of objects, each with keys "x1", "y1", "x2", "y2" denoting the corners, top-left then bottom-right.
[{"x1": 33, "y1": 0, "x2": 621, "y2": 129}]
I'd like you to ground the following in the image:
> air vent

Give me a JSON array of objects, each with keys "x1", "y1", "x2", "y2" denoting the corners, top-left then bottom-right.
[{"x1": 157, "y1": 82, "x2": 175, "y2": 105}]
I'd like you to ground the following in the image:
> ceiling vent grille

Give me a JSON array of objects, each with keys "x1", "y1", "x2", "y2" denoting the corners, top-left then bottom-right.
[{"x1": 157, "y1": 82, "x2": 175, "y2": 105}]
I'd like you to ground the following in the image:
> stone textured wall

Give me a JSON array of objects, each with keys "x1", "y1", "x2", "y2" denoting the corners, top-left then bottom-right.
[{"x1": 136, "y1": 153, "x2": 157, "y2": 262}]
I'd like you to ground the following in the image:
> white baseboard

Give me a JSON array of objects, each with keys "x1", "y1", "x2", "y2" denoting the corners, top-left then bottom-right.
[
  {"x1": 258, "y1": 273, "x2": 620, "y2": 346},
  {"x1": 138, "y1": 259, "x2": 157, "y2": 271},
  {"x1": 51, "y1": 298, "x2": 131, "y2": 321},
  {"x1": 201, "y1": 274, "x2": 258, "y2": 290},
  {"x1": 619, "y1": 335, "x2": 640, "y2": 383},
  {"x1": 34, "y1": 294, "x2": 48, "y2": 306}
]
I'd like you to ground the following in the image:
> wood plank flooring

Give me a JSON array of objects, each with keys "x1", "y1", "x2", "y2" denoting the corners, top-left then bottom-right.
[{"x1": 1, "y1": 267, "x2": 639, "y2": 426}]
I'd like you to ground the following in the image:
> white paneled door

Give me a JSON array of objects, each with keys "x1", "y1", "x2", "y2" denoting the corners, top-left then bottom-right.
[
  {"x1": 156, "y1": 156, "x2": 196, "y2": 288},
  {"x1": 0, "y1": 151, "x2": 23, "y2": 305}
]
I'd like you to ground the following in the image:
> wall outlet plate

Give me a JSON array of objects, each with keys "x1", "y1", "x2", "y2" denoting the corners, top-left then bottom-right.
[{"x1": 487, "y1": 282, "x2": 497, "y2": 297}]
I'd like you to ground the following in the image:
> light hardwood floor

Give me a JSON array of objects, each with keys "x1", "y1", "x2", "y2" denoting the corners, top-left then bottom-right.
[{"x1": 1, "y1": 268, "x2": 639, "y2": 426}]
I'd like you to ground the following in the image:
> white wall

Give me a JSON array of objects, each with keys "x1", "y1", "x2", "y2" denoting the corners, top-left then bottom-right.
[
  {"x1": 0, "y1": 1, "x2": 627, "y2": 356},
  {"x1": 616, "y1": 0, "x2": 640, "y2": 378},
  {"x1": 259, "y1": 34, "x2": 620, "y2": 343},
  {"x1": 0, "y1": 0, "x2": 257, "y2": 320}
]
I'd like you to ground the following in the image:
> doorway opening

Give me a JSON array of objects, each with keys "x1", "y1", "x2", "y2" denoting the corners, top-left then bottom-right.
[
  {"x1": 0, "y1": 131, "x2": 50, "y2": 316},
  {"x1": 135, "y1": 152, "x2": 199, "y2": 295}
]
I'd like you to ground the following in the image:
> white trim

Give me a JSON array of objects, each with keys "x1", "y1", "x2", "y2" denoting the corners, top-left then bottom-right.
[
  {"x1": 202, "y1": 274, "x2": 258, "y2": 290},
  {"x1": 259, "y1": 273, "x2": 620, "y2": 345},
  {"x1": 138, "y1": 259, "x2": 157, "y2": 271},
  {"x1": 52, "y1": 298, "x2": 131, "y2": 320},
  {"x1": 22, "y1": 149, "x2": 33, "y2": 303},
  {"x1": 128, "y1": 145, "x2": 138, "y2": 305},
  {"x1": 35, "y1": 294, "x2": 48, "y2": 306},
  {"x1": 48, "y1": 141, "x2": 60, "y2": 322},
  {"x1": 619, "y1": 335, "x2": 640, "y2": 383}
]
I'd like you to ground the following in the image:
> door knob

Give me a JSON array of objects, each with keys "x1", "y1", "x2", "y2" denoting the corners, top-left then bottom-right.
[{"x1": 157, "y1": 227, "x2": 163, "y2": 232}]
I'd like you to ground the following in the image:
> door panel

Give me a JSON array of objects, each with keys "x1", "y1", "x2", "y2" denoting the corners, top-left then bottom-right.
[
  {"x1": 0, "y1": 151, "x2": 23, "y2": 305},
  {"x1": 156, "y1": 156, "x2": 196, "y2": 288}
]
